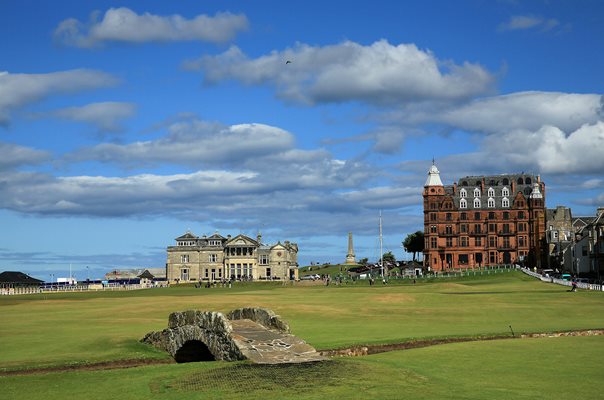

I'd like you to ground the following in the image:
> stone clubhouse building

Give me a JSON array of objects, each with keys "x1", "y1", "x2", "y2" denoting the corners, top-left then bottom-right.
[
  {"x1": 423, "y1": 163, "x2": 547, "y2": 271},
  {"x1": 166, "y1": 232, "x2": 299, "y2": 283}
]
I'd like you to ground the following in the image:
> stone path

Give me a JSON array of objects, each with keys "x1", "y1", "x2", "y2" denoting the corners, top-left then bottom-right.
[{"x1": 230, "y1": 319, "x2": 327, "y2": 364}]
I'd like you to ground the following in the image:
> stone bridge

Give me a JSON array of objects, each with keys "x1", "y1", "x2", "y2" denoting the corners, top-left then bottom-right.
[{"x1": 141, "y1": 308, "x2": 326, "y2": 364}]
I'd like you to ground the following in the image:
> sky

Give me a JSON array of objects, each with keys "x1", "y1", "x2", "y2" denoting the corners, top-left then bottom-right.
[{"x1": 1, "y1": 0, "x2": 603, "y2": 281}]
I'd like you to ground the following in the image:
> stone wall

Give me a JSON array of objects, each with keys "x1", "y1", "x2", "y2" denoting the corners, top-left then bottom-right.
[
  {"x1": 141, "y1": 310, "x2": 244, "y2": 362},
  {"x1": 227, "y1": 307, "x2": 290, "y2": 333}
]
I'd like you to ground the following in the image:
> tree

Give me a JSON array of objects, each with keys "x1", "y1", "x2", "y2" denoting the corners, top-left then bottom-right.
[
  {"x1": 403, "y1": 231, "x2": 425, "y2": 261},
  {"x1": 358, "y1": 257, "x2": 368, "y2": 265},
  {"x1": 382, "y1": 251, "x2": 396, "y2": 265}
]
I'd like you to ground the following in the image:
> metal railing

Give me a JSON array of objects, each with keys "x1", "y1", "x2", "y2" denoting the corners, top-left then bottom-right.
[{"x1": 520, "y1": 268, "x2": 603, "y2": 291}]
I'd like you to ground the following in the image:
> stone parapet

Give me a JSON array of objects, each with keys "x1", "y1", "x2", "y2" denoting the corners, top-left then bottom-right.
[{"x1": 227, "y1": 307, "x2": 290, "y2": 333}]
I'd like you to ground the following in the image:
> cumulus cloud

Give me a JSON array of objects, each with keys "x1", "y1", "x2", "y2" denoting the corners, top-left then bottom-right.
[
  {"x1": 498, "y1": 15, "x2": 561, "y2": 32},
  {"x1": 71, "y1": 119, "x2": 294, "y2": 167},
  {"x1": 0, "y1": 69, "x2": 118, "y2": 126},
  {"x1": 54, "y1": 8, "x2": 248, "y2": 47},
  {"x1": 0, "y1": 142, "x2": 50, "y2": 171},
  {"x1": 184, "y1": 40, "x2": 495, "y2": 105},
  {"x1": 40, "y1": 102, "x2": 136, "y2": 133},
  {"x1": 406, "y1": 92, "x2": 603, "y2": 134}
]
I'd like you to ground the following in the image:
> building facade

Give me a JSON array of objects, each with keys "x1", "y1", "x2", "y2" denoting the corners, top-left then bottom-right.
[
  {"x1": 545, "y1": 206, "x2": 574, "y2": 269},
  {"x1": 423, "y1": 163, "x2": 546, "y2": 271},
  {"x1": 565, "y1": 208, "x2": 604, "y2": 278},
  {"x1": 166, "y1": 232, "x2": 299, "y2": 283}
]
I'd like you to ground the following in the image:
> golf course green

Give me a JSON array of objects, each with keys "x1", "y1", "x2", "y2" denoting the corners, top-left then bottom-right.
[{"x1": 1, "y1": 271, "x2": 603, "y2": 399}]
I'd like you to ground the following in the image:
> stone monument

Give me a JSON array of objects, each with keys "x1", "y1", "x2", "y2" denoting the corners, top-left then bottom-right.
[{"x1": 345, "y1": 232, "x2": 356, "y2": 264}]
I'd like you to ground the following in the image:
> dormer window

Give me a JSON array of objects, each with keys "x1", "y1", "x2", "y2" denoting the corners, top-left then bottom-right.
[
  {"x1": 502, "y1": 197, "x2": 510, "y2": 208},
  {"x1": 460, "y1": 199, "x2": 467, "y2": 209},
  {"x1": 474, "y1": 188, "x2": 481, "y2": 197},
  {"x1": 209, "y1": 240, "x2": 221, "y2": 246},
  {"x1": 488, "y1": 187, "x2": 495, "y2": 197},
  {"x1": 474, "y1": 198, "x2": 481, "y2": 208},
  {"x1": 502, "y1": 187, "x2": 509, "y2": 197},
  {"x1": 488, "y1": 197, "x2": 495, "y2": 208},
  {"x1": 460, "y1": 188, "x2": 467, "y2": 198}
]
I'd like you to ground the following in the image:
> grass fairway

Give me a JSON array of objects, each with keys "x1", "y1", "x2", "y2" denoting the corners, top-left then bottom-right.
[{"x1": 1, "y1": 271, "x2": 603, "y2": 399}]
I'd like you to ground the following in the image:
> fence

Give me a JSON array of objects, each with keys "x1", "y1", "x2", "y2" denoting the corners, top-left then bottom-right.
[
  {"x1": 0, "y1": 283, "x2": 152, "y2": 296},
  {"x1": 520, "y1": 267, "x2": 603, "y2": 291}
]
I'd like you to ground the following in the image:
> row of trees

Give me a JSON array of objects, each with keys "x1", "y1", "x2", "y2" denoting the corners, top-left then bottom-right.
[{"x1": 357, "y1": 231, "x2": 425, "y2": 265}]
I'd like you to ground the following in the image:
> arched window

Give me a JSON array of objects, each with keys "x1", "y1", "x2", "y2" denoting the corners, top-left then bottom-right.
[
  {"x1": 502, "y1": 178, "x2": 509, "y2": 185},
  {"x1": 488, "y1": 197, "x2": 495, "y2": 208},
  {"x1": 488, "y1": 187, "x2": 495, "y2": 197},
  {"x1": 517, "y1": 177, "x2": 524, "y2": 185},
  {"x1": 502, "y1": 197, "x2": 510, "y2": 208},
  {"x1": 525, "y1": 177, "x2": 532, "y2": 184},
  {"x1": 460, "y1": 188, "x2": 467, "y2": 198},
  {"x1": 474, "y1": 198, "x2": 481, "y2": 208},
  {"x1": 460, "y1": 199, "x2": 467, "y2": 209},
  {"x1": 461, "y1": 181, "x2": 468, "y2": 186},
  {"x1": 502, "y1": 187, "x2": 509, "y2": 197},
  {"x1": 474, "y1": 188, "x2": 481, "y2": 197}
]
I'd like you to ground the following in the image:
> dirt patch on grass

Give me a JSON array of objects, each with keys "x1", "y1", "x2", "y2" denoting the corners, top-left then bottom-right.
[
  {"x1": 0, "y1": 358, "x2": 174, "y2": 376},
  {"x1": 371, "y1": 294, "x2": 415, "y2": 303}
]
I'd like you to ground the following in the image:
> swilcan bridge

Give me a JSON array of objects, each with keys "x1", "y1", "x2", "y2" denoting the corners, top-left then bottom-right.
[{"x1": 141, "y1": 308, "x2": 326, "y2": 364}]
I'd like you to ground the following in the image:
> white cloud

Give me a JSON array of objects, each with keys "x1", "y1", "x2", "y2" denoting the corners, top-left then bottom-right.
[
  {"x1": 42, "y1": 102, "x2": 136, "y2": 132},
  {"x1": 185, "y1": 40, "x2": 496, "y2": 105},
  {"x1": 481, "y1": 122, "x2": 604, "y2": 175},
  {"x1": 0, "y1": 69, "x2": 118, "y2": 126},
  {"x1": 0, "y1": 142, "x2": 50, "y2": 170},
  {"x1": 72, "y1": 119, "x2": 294, "y2": 166},
  {"x1": 54, "y1": 8, "x2": 249, "y2": 47},
  {"x1": 498, "y1": 15, "x2": 561, "y2": 32}
]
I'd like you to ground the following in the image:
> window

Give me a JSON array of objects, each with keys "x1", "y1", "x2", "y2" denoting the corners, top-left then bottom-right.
[
  {"x1": 488, "y1": 212, "x2": 495, "y2": 220},
  {"x1": 489, "y1": 236, "x2": 496, "y2": 247},
  {"x1": 474, "y1": 188, "x2": 481, "y2": 197},
  {"x1": 503, "y1": 211, "x2": 509, "y2": 220},
  {"x1": 518, "y1": 211, "x2": 525, "y2": 219},
  {"x1": 489, "y1": 223, "x2": 496, "y2": 232},
  {"x1": 460, "y1": 212, "x2": 467, "y2": 220},
  {"x1": 266, "y1": 267, "x2": 272, "y2": 277},
  {"x1": 518, "y1": 236, "x2": 525, "y2": 247},
  {"x1": 446, "y1": 238, "x2": 453, "y2": 247},
  {"x1": 431, "y1": 202, "x2": 437, "y2": 209},
  {"x1": 446, "y1": 213, "x2": 452, "y2": 221},
  {"x1": 445, "y1": 225, "x2": 453, "y2": 234},
  {"x1": 431, "y1": 213, "x2": 437, "y2": 221},
  {"x1": 502, "y1": 187, "x2": 509, "y2": 197},
  {"x1": 430, "y1": 237, "x2": 437, "y2": 248},
  {"x1": 502, "y1": 224, "x2": 510, "y2": 234},
  {"x1": 474, "y1": 198, "x2": 481, "y2": 208},
  {"x1": 518, "y1": 223, "x2": 526, "y2": 232},
  {"x1": 460, "y1": 199, "x2": 467, "y2": 209},
  {"x1": 552, "y1": 231, "x2": 559, "y2": 239},
  {"x1": 475, "y1": 237, "x2": 482, "y2": 246},
  {"x1": 209, "y1": 240, "x2": 221, "y2": 246},
  {"x1": 460, "y1": 224, "x2": 468, "y2": 233},
  {"x1": 180, "y1": 255, "x2": 189, "y2": 263},
  {"x1": 259, "y1": 254, "x2": 269, "y2": 265},
  {"x1": 430, "y1": 225, "x2": 437, "y2": 233},
  {"x1": 489, "y1": 252, "x2": 496, "y2": 264},
  {"x1": 502, "y1": 178, "x2": 509, "y2": 185},
  {"x1": 502, "y1": 197, "x2": 510, "y2": 208},
  {"x1": 525, "y1": 177, "x2": 532, "y2": 185},
  {"x1": 517, "y1": 177, "x2": 524, "y2": 185},
  {"x1": 503, "y1": 237, "x2": 510, "y2": 248},
  {"x1": 209, "y1": 254, "x2": 218, "y2": 263},
  {"x1": 460, "y1": 237, "x2": 468, "y2": 247},
  {"x1": 460, "y1": 188, "x2": 467, "y2": 198},
  {"x1": 474, "y1": 224, "x2": 482, "y2": 233},
  {"x1": 487, "y1": 198, "x2": 495, "y2": 208},
  {"x1": 458, "y1": 254, "x2": 468, "y2": 264},
  {"x1": 488, "y1": 187, "x2": 495, "y2": 197},
  {"x1": 474, "y1": 212, "x2": 481, "y2": 220}
]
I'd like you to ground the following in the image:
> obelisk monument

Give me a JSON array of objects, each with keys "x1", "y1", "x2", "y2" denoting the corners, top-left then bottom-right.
[{"x1": 345, "y1": 232, "x2": 356, "y2": 264}]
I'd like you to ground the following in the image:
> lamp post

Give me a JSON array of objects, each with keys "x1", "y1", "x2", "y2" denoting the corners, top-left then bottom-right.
[{"x1": 86, "y1": 266, "x2": 90, "y2": 282}]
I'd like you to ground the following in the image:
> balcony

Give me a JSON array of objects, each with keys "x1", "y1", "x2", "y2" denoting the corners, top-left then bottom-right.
[
  {"x1": 469, "y1": 230, "x2": 487, "y2": 236},
  {"x1": 498, "y1": 230, "x2": 515, "y2": 236},
  {"x1": 440, "y1": 232, "x2": 457, "y2": 237},
  {"x1": 497, "y1": 245, "x2": 514, "y2": 251}
]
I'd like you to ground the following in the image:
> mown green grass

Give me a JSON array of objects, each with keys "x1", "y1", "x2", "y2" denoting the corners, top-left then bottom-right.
[
  {"x1": 2, "y1": 336, "x2": 603, "y2": 400},
  {"x1": 1, "y1": 271, "x2": 603, "y2": 371}
]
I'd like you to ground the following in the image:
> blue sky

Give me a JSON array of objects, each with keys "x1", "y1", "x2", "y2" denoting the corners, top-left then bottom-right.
[{"x1": 1, "y1": 0, "x2": 603, "y2": 281}]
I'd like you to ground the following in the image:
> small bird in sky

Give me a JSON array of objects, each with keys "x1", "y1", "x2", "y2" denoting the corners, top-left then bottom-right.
[{"x1": 285, "y1": 60, "x2": 292, "y2": 64}]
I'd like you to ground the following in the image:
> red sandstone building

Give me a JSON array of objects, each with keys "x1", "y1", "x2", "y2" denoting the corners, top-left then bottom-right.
[{"x1": 423, "y1": 163, "x2": 546, "y2": 271}]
